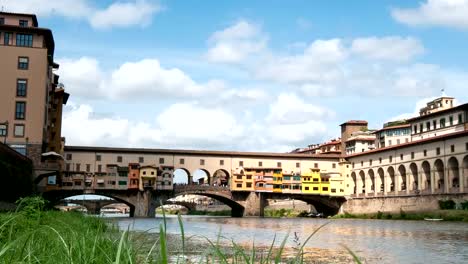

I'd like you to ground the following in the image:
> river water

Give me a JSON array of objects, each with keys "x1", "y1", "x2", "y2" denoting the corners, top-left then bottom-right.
[{"x1": 114, "y1": 216, "x2": 468, "y2": 263}]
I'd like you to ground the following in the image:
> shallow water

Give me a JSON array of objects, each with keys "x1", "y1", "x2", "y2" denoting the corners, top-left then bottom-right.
[{"x1": 114, "y1": 215, "x2": 468, "y2": 263}]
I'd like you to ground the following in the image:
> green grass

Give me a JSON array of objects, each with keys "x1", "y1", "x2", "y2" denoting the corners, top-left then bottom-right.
[
  {"x1": 0, "y1": 197, "x2": 362, "y2": 263},
  {"x1": 264, "y1": 209, "x2": 305, "y2": 218}
]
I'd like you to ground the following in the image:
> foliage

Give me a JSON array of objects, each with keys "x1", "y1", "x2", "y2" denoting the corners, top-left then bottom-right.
[
  {"x1": 438, "y1": 200, "x2": 456, "y2": 210},
  {"x1": 461, "y1": 201, "x2": 468, "y2": 210}
]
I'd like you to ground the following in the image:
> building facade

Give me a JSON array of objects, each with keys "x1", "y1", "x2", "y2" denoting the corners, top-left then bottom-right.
[{"x1": 0, "y1": 12, "x2": 69, "y2": 188}]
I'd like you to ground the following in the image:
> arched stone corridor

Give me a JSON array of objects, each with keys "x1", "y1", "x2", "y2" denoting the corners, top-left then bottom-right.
[
  {"x1": 434, "y1": 159, "x2": 445, "y2": 193},
  {"x1": 387, "y1": 166, "x2": 395, "y2": 193},
  {"x1": 464, "y1": 155, "x2": 468, "y2": 192},
  {"x1": 447, "y1": 157, "x2": 459, "y2": 192},
  {"x1": 398, "y1": 165, "x2": 406, "y2": 193},
  {"x1": 377, "y1": 168, "x2": 385, "y2": 194},
  {"x1": 409, "y1": 163, "x2": 418, "y2": 192},
  {"x1": 422, "y1": 161, "x2": 431, "y2": 192}
]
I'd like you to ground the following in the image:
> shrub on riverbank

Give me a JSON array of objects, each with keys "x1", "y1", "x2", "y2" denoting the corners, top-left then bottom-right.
[{"x1": 265, "y1": 208, "x2": 304, "y2": 218}]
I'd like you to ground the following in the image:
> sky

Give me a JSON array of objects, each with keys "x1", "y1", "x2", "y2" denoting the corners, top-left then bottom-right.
[{"x1": 4, "y1": 0, "x2": 468, "y2": 153}]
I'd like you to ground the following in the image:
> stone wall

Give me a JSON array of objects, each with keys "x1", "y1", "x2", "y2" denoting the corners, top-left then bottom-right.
[
  {"x1": 0, "y1": 143, "x2": 34, "y2": 202},
  {"x1": 341, "y1": 194, "x2": 468, "y2": 214}
]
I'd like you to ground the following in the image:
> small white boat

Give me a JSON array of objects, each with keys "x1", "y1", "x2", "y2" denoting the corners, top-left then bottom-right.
[{"x1": 424, "y1": 218, "x2": 443, "y2": 221}]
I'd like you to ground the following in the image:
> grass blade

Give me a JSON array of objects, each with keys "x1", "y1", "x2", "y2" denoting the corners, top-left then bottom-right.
[
  {"x1": 341, "y1": 244, "x2": 362, "y2": 264},
  {"x1": 177, "y1": 213, "x2": 186, "y2": 259},
  {"x1": 115, "y1": 230, "x2": 128, "y2": 264},
  {"x1": 159, "y1": 224, "x2": 168, "y2": 264}
]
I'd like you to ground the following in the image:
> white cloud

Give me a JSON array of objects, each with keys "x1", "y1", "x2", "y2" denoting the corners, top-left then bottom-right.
[
  {"x1": 351, "y1": 36, "x2": 424, "y2": 61},
  {"x1": 63, "y1": 94, "x2": 332, "y2": 152},
  {"x1": 90, "y1": 0, "x2": 160, "y2": 29},
  {"x1": 1, "y1": 0, "x2": 161, "y2": 29},
  {"x1": 391, "y1": 0, "x2": 468, "y2": 29},
  {"x1": 255, "y1": 39, "x2": 347, "y2": 84},
  {"x1": 206, "y1": 20, "x2": 267, "y2": 63},
  {"x1": 57, "y1": 57, "x2": 104, "y2": 98}
]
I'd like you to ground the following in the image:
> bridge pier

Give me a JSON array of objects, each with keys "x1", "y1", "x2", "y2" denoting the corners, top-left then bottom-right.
[
  {"x1": 243, "y1": 192, "x2": 267, "y2": 217},
  {"x1": 133, "y1": 190, "x2": 156, "y2": 217}
]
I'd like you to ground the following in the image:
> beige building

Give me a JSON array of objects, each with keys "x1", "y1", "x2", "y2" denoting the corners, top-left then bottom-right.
[
  {"x1": 374, "y1": 123, "x2": 411, "y2": 149},
  {"x1": 345, "y1": 131, "x2": 376, "y2": 155},
  {"x1": 0, "y1": 12, "x2": 69, "y2": 187},
  {"x1": 346, "y1": 96, "x2": 468, "y2": 197}
]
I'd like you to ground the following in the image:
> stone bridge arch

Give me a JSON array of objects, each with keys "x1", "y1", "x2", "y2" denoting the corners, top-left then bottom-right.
[{"x1": 43, "y1": 190, "x2": 137, "y2": 217}]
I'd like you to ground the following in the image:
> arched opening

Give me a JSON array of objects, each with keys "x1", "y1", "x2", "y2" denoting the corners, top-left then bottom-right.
[
  {"x1": 54, "y1": 194, "x2": 134, "y2": 216},
  {"x1": 192, "y1": 169, "x2": 210, "y2": 185},
  {"x1": 100, "y1": 203, "x2": 131, "y2": 215},
  {"x1": 172, "y1": 192, "x2": 244, "y2": 217},
  {"x1": 359, "y1": 171, "x2": 365, "y2": 194},
  {"x1": 377, "y1": 168, "x2": 385, "y2": 194},
  {"x1": 464, "y1": 156, "x2": 468, "y2": 192},
  {"x1": 173, "y1": 168, "x2": 191, "y2": 185},
  {"x1": 368, "y1": 169, "x2": 375, "y2": 193},
  {"x1": 212, "y1": 169, "x2": 230, "y2": 187},
  {"x1": 351, "y1": 172, "x2": 357, "y2": 195},
  {"x1": 398, "y1": 165, "x2": 407, "y2": 192},
  {"x1": 448, "y1": 157, "x2": 460, "y2": 191},
  {"x1": 422, "y1": 161, "x2": 431, "y2": 191},
  {"x1": 409, "y1": 163, "x2": 418, "y2": 191},
  {"x1": 387, "y1": 166, "x2": 395, "y2": 193},
  {"x1": 434, "y1": 159, "x2": 445, "y2": 192}
]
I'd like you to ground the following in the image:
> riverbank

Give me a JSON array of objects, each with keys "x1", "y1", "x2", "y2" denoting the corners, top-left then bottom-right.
[
  {"x1": 333, "y1": 209, "x2": 468, "y2": 222},
  {"x1": 2, "y1": 197, "x2": 359, "y2": 263}
]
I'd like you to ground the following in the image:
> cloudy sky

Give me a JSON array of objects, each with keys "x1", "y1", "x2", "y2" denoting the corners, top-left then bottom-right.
[{"x1": 5, "y1": 0, "x2": 468, "y2": 152}]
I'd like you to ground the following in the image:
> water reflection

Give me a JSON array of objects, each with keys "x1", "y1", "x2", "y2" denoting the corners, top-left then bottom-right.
[{"x1": 115, "y1": 216, "x2": 468, "y2": 264}]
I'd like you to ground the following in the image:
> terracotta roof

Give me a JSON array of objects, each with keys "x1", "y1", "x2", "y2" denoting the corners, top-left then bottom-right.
[
  {"x1": 407, "y1": 103, "x2": 468, "y2": 122},
  {"x1": 340, "y1": 120, "x2": 368, "y2": 126},
  {"x1": 374, "y1": 124, "x2": 411, "y2": 133},
  {"x1": 345, "y1": 129, "x2": 468, "y2": 158},
  {"x1": 64, "y1": 145, "x2": 342, "y2": 159}
]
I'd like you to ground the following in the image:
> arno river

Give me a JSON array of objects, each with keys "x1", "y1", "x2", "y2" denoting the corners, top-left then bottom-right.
[{"x1": 114, "y1": 216, "x2": 468, "y2": 263}]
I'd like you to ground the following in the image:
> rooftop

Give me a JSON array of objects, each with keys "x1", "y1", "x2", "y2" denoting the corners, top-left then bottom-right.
[
  {"x1": 340, "y1": 120, "x2": 368, "y2": 126},
  {"x1": 0, "y1": 11, "x2": 38, "y2": 27},
  {"x1": 407, "y1": 102, "x2": 468, "y2": 122}
]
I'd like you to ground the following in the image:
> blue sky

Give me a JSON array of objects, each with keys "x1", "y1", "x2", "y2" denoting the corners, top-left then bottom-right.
[{"x1": 5, "y1": 0, "x2": 468, "y2": 152}]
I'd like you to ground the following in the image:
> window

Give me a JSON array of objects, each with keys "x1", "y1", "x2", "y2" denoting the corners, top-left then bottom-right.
[
  {"x1": 98, "y1": 165, "x2": 102, "y2": 172},
  {"x1": 66, "y1": 153, "x2": 72, "y2": 160},
  {"x1": 369, "y1": 159, "x2": 372, "y2": 166},
  {"x1": 277, "y1": 162, "x2": 281, "y2": 167},
  {"x1": 16, "y1": 79, "x2": 27, "y2": 97},
  {"x1": 180, "y1": 158, "x2": 184, "y2": 164},
  {"x1": 331, "y1": 188, "x2": 336, "y2": 193},
  {"x1": 159, "y1": 158, "x2": 164, "y2": 164},
  {"x1": 246, "y1": 175, "x2": 252, "y2": 179},
  {"x1": 322, "y1": 187, "x2": 329, "y2": 191},
  {"x1": 449, "y1": 116, "x2": 453, "y2": 126},
  {"x1": 424, "y1": 150, "x2": 427, "y2": 157},
  {"x1": 220, "y1": 160, "x2": 224, "y2": 166},
  {"x1": 397, "y1": 139, "x2": 400, "y2": 145},
  {"x1": 0, "y1": 17, "x2": 4, "y2": 25},
  {"x1": 361, "y1": 161, "x2": 364, "y2": 166},
  {"x1": 436, "y1": 147, "x2": 441, "y2": 155},
  {"x1": 400, "y1": 154, "x2": 403, "y2": 161},
  {"x1": 413, "y1": 125, "x2": 417, "y2": 134},
  {"x1": 139, "y1": 157, "x2": 144, "y2": 163},
  {"x1": 4, "y1": 32, "x2": 12, "y2": 45},
  {"x1": 352, "y1": 162, "x2": 355, "y2": 168},
  {"x1": 246, "y1": 182, "x2": 252, "y2": 188},
  {"x1": 18, "y1": 57, "x2": 29, "y2": 70},
  {"x1": 76, "y1": 163, "x2": 81, "y2": 171},
  {"x1": 74, "y1": 181, "x2": 81, "y2": 186},
  {"x1": 433, "y1": 120, "x2": 437, "y2": 130},
  {"x1": 236, "y1": 183, "x2": 242, "y2": 188},
  {"x1": 440, "y1": 118, "x2": 446, "y2": 128},
  {"x1": 411, "y1": 152, "x2": 414, "y2": 159},
  {"x1": 66, "y1": 164, "x2": 70, "y2": 171},
  {"x1": 405, "y1": 138, "x2": 409, "y2": 143},
  {"x1": 388, "y1": 140, "x2": 392, "y2": 146},
  {"x1": 332, "y1": 163, "x2": 336, "y2": 169},
  {"x1": 314, "y1": 163, "x2": 318, "y2": 168},
  {"x1": 305, "y1": 187, "x2": 310, "y2": 191},
  {"x1": 19, "y1": 20, "x2": 28, "y2": 27},
  {"x1": 466, "y1": 142, "x2": 468, "y2": 151},
  {"x1": 258, "y1": 161, "x2": 262, "y2": 167},
  {"x1": 296, "y1": 162, "x2": 300, "y2": 168},
  {"x1": 459, "y1": 114, "x2": 463, "y2": 124},
  {"x1": 0, "y1": 124, "x2": 7, "y2": 136},
  {"x1": 451, "y1": 145, "x2": 455, "y2": 153},
  {"x1": 96, "y1": 155, "x2": 101, "y2": 161},
  {"x1": 15, "y1": 102, "x2": 26, "y2": 119},
  {"x1": 117, "y1": 156, "x2": 122, "y2": 162},
  {"x1": 16, "y1": 34, "x2": 33, "y2": 47},
  {"x1": 420, "y1": 123, "x2": 423, "y2": 133},
  {"x1": 313, "y1": 187, "x2": 319, "y2": 191},
  {"x1": 200, "y1": 159, "x2": 205, "y2": 166},
  {"x1": 86, "y1": 164, "x2": 90, "y2": 172},
  {"x1": 379, "y1": 157, "x2": 382, "y2": 164},
  {"x1": 14, "y1": 124, "x2": 24, "y2": 137},
  {"x1": 239, "y1": 161, "x2": 243, "y2": 167},
  {"x1": 389, "y1": 156, "x2": 392, "y2": 162},
  {"x1": 118, "y1": 181, "x2": 126, "y2": 186},
  {"x1": 426, "y1": 122, "x2": 430, "y2": 130}
]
